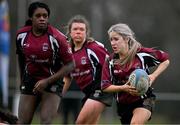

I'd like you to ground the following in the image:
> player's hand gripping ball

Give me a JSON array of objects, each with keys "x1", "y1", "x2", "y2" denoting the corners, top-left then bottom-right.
[{"x1": 128, "y1": 69, "x2": 150, "y2": 95}]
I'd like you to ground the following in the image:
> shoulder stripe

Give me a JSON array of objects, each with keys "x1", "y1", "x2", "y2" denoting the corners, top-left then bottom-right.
[
  {"x1": 17, "y1": 32, "x2": 27, "y2": 47},
  {"x1": 94, "y1": 40, "x2": 104, "y2": 48},
  {"x1": 87, "y1": 48, "x2": 99, "y2": 63},
  {"x1": 49, "y1": 35, "x2": 59, "y2": 50},
  {"x1": 137, "y1": 52, "x2": 160, "y2": 70},
  {"x1": 87, "y1": 48, "x2": 100, "y2": 80},
  {"x1": 49, "y1": 35, "x2": 60, "y2": 66}
]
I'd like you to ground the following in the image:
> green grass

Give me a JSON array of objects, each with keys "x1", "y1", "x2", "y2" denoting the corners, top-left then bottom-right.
[{"x1": 31, "y1": 112, "x2": 178, "y2": 124}]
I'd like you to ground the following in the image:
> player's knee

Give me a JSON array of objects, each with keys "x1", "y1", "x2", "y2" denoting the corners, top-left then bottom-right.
[
  {"x1": 131, "y1": 120, "x2": 138, "y2": 125},
  {"x1": 75, "y1": 119, "x2": 82, "y2": 125},
  {"x1": 131, "y1": 119, "x2": 145, "y2": 125},
  {"x1": 40, "y1": 114, "x2": 53, "y2": 124},
  {"x1": 75, "y1": 117, "x2": 86, "y2": 125},
  {"x1": 18, "y1": 117, "x2": 32, "y2": 124}
]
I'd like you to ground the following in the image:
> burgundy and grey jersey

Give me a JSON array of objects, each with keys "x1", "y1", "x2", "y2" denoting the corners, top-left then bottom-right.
[
  {"x1": 16, "y1": 25, "x2": 73, "y2": 80},
  {"x1": 71, "y1": 41, "x2": 109, "y2": 91},
  {"x1": 101, "y1": 47, "x2": 169, "y2": 104}
]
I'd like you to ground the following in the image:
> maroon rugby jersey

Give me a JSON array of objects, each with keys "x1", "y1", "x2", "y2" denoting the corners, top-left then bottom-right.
[
  {"x1": 101, "y1": 47, "x2": 169, "y2": 104},
  {"x1": 16, "y1": 25, "x2": 73, "y2": 80},
  {"x1": 71, "y1": 41, "x2": 109, "y2": 91}
]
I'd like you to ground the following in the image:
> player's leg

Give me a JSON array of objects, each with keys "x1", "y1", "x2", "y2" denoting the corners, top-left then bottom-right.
[
  {"x1": 72, "y1": 99, "x2": 81, "y2": 122},
  {"x1": 131, "y1": 107, "x2": 151, "y2": 124},
  {"x1": 131, "y1": 92, "x2": 156, "y2": 125},
  {"x1": 76, "y1": 98, "x2": 105, "y2": 124},
  {"x1": 61, "y1": 98, "x2": 70, "y2": 124},
  {"x1": 40, "y1": 91, "x2": 60, "y2": 124},
  {"x1": 18, "y1": 94, "x2": 38, "y2": 124}
]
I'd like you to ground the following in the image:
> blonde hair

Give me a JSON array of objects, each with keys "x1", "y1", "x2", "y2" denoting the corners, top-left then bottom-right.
[{"x1": 108, "y1": 23, "x2": 142, "y2": 68}]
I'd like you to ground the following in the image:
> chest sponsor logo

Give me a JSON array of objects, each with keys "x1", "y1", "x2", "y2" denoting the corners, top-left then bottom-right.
[
  {"x1": 81, "y1": 57, "x2": 87, "y2": 65},
  {"x1": 42, "y1": 43, "x2": 49, "y2": 51},
  {"x1": 71, "y1": 69, "x2": 90, "y2": 77}
]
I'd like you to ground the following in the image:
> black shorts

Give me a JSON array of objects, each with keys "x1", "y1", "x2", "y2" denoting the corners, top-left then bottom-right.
[
  {"x1": 82, "y1": 82, "x2": 113, "y2": 106},
  {"x1": 82, "y1": 89, "x2": 113, "y2": 107},
  {"x1": 116, "y1": 94, "x2": 156, "y2": 124},
  {"x1": 20, "y1": 74, "x2": 63, "y2": 97}
]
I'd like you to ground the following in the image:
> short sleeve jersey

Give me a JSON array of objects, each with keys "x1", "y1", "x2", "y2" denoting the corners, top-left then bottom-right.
[
  {"x1": 16, "y1": 25, "x2": 73, "y2": 81},
  {"x1": 71, "y1": 41, "x2": 109, "y2": 91},
  {"x1": 101, "y1": 47, "x2": 169, "y2": 104}
]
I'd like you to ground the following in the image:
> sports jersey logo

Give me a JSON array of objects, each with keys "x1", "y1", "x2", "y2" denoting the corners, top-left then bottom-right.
[
  {"x1": 30, "y1": 55, "x2": 37, "y2": 59},
  {"x1": 50, "y1": 85, "x2": 57, "y2": 92},
  {"x1": 21, "y1": 85, "x2": 25, "y2": 90},
  {"x1": 81, "y1": 57, "x2": 87, "y2": 65},
  {"x1": 68, "y1": 47, "x2": 72, "y2": 54},
  {"x1": 114, "y1": 69, "x2": 122, "y2": 73},
  {"x1": 93, "y1": 90, "x2": 101, "y2": 98},
  {"x1": 23, "y1": 43, "x2": 29, "y2": 48},
  {"x1": 42, "y1": 43, "x2": 49, "y2": 51}
]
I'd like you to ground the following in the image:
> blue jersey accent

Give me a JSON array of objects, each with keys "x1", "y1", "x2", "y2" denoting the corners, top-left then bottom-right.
[{"x1": 0, "y1": 0, "x2": 10, "y2": 55}]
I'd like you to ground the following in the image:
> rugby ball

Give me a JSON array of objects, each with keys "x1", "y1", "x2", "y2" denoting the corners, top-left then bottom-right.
[{"x1": 128, "y1": 69, "x2": 150, "y2": 95}]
